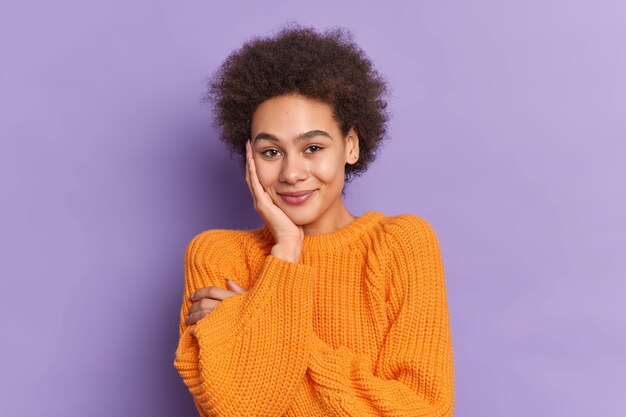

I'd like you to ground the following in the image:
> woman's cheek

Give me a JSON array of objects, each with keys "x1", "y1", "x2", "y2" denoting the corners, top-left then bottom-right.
[
  {"x1": 313, "y1": 157, "x2": 341, "y2": 183},
  {"x1": 255, "y1": 163, "x2": 274, "y2": 190}
]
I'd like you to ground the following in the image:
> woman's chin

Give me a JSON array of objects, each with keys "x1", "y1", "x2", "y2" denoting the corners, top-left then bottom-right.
[{"x1": 281, "y1": 206, "x2": 317, "y2": 226}]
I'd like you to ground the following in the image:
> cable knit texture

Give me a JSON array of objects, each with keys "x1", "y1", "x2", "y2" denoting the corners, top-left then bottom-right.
[{"x1": 173, "y1": 210, "x2": 455, "y2": 416}]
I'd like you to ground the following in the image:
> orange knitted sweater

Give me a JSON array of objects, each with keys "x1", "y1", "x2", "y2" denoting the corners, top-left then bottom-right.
[{"x1": 173, "y1": 210, "x2": 455, "y2": 416}]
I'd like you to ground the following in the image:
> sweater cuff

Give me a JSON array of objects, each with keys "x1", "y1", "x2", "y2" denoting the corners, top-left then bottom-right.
[{"x1": 247, "y1": 254, "x2": 314, "y2": 307}]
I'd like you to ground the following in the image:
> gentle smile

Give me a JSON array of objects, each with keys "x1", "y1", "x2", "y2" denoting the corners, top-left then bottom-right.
[{"x1": 278, "y1": 189, "x2": 317, "y2": 205}]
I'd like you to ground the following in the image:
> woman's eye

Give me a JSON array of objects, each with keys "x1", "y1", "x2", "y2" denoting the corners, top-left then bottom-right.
[
  {"x1": 261, "y1": 149, "x2": 281, "y2": 158},
  {"x1": 306, "y1": 145, "x2": 322, "y2": 153}
]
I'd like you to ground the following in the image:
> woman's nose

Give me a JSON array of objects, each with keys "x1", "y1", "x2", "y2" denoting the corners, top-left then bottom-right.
[{"x1": 279, "y1": 155, "x2": 309, "y2": 183}]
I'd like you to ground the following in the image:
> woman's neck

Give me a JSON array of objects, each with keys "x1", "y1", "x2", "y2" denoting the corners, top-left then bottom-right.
[{"x1": 302, "y1": 200, "x2": 356, "y2": 236}]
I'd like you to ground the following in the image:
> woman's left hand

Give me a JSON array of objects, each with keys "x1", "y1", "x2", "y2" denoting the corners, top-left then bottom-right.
[{"x1": 187, "y1": 279, "x2": 247, "y2": 337}]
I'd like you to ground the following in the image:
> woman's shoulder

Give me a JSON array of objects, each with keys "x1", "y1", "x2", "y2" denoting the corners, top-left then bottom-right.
[
  {"x1": 185, "y1": 226, "x2": 267, "y2": 262},
  {"x1": 378, "y1": 212, "x2": 442, "y2": 259},
  {"x1": 380, "y1": 212, "x2": 439, "y2": 239}
]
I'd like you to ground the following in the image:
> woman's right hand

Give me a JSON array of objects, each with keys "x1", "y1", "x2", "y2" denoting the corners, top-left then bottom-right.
[
  {"x1": 245, "y1": 139, "x2": 304, "y2": 260},
  {"x1": 186, "y1": 279, "x2": 247, "y2": 337}
]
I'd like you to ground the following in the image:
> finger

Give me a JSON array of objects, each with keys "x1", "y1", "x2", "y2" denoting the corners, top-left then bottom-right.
[
  {"x1": 188, "y1": 297, "x2": 220, "y2": 315},
  {"x1": 247, "y1": 142, "x2": 262, "y2": 195},
  {"x1": 247, "y1": 141, "x2": 270, "y2": 207},
  {"x1": 226, "y1": 279, "x2": 247, "y2": 294},
  {"x1": 186, "y1": 309, "x2": 212, "y2": 325},
  {"x1": 246, "y1": 141, "x2": 255, "y2": 204},
  {"x1": 245, "y1": 140, "x2": 250, "y2": 187},
  {"x1": 245, "y1": 140, "x2": 257, "y2": 207},
  {"x1": 226, "y1": 279, "x2": 243, "y2": 291},
  {"x1": 191, "y1": 285, "x2": 233, "y2": 301}
]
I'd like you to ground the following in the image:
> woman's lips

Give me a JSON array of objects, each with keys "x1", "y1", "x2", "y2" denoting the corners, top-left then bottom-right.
[{"x1": 278, "y1": 190, "x2": 316, "y2": 205}]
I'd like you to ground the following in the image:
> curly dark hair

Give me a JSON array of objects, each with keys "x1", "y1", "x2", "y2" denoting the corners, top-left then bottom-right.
[{"x1": 202, "y1": 22, "x2": 391, "y2": 186}]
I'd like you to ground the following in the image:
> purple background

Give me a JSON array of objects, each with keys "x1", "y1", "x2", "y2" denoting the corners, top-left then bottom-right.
[{"x1": 2, "y1": 1, "x2": 625, "y2": 416}]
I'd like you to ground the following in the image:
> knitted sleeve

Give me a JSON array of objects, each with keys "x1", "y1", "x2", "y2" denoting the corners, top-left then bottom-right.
[
  {"x1": 303, "y1": 215, "x2": 455, "y2": 416},
  {"x1": 173, "y1": 230, "x2": 315, "y2": 417}
]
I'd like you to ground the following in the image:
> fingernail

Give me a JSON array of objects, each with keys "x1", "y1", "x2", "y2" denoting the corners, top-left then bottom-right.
[{"x1": 189, "y1": 292, "x2": 194, "y2": 300}]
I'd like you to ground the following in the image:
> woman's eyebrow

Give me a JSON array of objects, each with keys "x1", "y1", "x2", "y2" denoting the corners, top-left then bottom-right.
[{"x1": 253, "y1": 130, "x2": 333, "y2": 143}]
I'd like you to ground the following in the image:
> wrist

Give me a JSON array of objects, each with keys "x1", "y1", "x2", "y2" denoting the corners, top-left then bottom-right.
[{"x1": 271, "y1": 242, "x2": 302, "y2": 263}]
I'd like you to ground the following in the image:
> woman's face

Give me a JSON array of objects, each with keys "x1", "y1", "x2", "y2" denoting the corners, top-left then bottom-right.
[{"x1": 249, "y1": 93, "x2": 359, "y2": 227}]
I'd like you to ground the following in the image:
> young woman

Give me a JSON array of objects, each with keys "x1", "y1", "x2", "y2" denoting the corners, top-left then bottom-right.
[{"x1": 174, "y1": 24, "x2": 455, "y2": 417}]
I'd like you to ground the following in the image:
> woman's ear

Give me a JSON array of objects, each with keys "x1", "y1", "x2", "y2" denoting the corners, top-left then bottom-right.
[{"x1": 344, "y1": 127, "x2": 360, "y2": 165}]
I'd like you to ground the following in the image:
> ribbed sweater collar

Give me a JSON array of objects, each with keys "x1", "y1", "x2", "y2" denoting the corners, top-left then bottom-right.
[{"x1": 257, "y1": 210, "x2": 386, "y2": 252}]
